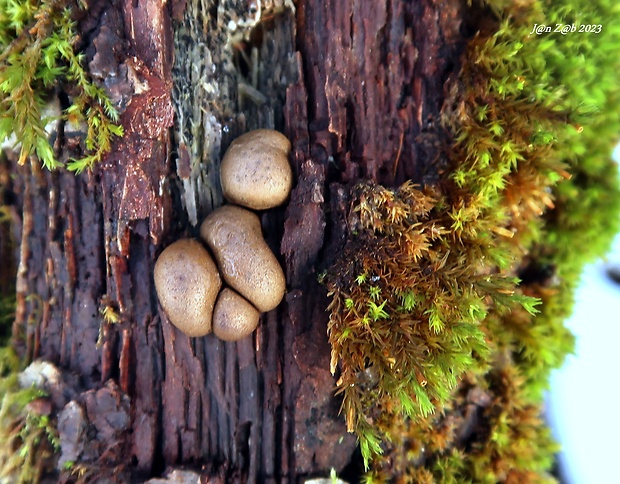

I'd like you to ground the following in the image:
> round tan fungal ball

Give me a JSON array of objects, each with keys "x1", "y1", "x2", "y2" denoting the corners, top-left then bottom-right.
[
  {"x1": 200, "y1": 205, "x2": 286, "y2": 313},
  {"x1": 154, "y1": 239, "x2": 222, "y2": 337},
  {"x1": 220, "y1": 129, "x2": 293, "y2": 210},
  {"x1": 212, "y1": 288, "x2": 261, "y2": 341}
]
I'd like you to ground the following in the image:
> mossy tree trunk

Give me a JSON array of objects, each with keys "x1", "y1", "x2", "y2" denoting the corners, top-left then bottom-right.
[{"x1": 7, "y1": 0, "x2": 470, "y2": 481}]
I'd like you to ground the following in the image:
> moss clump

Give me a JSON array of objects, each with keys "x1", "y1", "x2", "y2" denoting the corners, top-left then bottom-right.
[
  {"x1": 518, "y1": 0, "x2": 620, "y2": 398},
  {"x1": 0, "y1": 349, "x2": 59, "y2": 482},
  {"x1": 325, "y1": 182, "x2": 541, "y2": 468},
  {"x1": 0, "y1": 0, "x2": 123, "y2": 172},
  {"x1": 325, "y1": 0, "x2": 620, "y2": 479},
  {"x1": 366, "y1": 364, "x2": 559, "y2": 484}
]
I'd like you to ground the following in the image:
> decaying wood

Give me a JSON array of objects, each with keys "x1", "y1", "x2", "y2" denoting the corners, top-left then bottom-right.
[{"x1": 7, "y1": 0, "x2": 470, "y2": 481}]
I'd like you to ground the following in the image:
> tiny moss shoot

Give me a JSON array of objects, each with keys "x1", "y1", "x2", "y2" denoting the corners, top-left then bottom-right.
[
  {"x1": 0, "y1": 0, "x2": 123, "y2": 172},
  {"x1": 325, "y1": 0, "x2": 620, "y2": 478}
]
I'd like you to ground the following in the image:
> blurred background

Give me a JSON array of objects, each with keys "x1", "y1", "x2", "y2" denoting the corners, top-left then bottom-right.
[{"x1": 546, "y1": 142, "x2": 620, "y2": 483}]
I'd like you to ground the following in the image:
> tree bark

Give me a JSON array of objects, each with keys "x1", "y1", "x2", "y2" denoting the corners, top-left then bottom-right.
[{"x1": 7, "y1": 0, "x2": 470, "y2": 481}]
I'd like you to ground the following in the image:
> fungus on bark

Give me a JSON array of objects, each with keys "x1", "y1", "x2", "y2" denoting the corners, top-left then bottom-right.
[
  {"x1": 220, "y1": 129, "x2": 293, "y2": 210},
  {"x1": 200, "y1": 205, "x2": 286, "y2": 313},
  {"x1": 212, "y1": 288, "x2": 261, "y2": 341},
  {"x1": 153, "y1": 239, "x2": 221, "y2": 337}
]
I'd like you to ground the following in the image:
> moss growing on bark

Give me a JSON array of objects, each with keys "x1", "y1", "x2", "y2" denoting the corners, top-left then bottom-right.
[
  {"x1": 326, "y1": 0, "x2": 620, "y2": 478},
  {"x1": 0, "y1": 349, "x2": 60, "y2": 483},
  {"x1": 325, "y1": 182, "x2": 539, "y2": 468},
  {"x1": 0, "y1": 0, "x2": 123, "y2": 171}
]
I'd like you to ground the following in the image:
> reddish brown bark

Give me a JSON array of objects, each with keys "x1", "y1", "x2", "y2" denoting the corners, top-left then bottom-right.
[{"x1": 7, "y1": 0, "x2": 470, "y2": 481}]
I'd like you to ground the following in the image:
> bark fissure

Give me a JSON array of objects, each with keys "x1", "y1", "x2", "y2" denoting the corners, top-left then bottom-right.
[{"x1": 7, "y1": 0, "x2": 473, "y2": 480}]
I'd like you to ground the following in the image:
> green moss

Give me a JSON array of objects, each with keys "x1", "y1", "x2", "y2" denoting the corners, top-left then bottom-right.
[
  {"x1": 324, "y1": 182, "x2": 540, "y2": 469},
  {"x1": 0, "y1": 349, "x2": 59, "y2": 482},
  {"x1": 0, "y1": 0, "x2": 123, "y2": 172},
  {"x1": 476, "y1": 0, "x2": 620, "y2": 399},
  {"x1": 461, "y1": 368, "x2": 558, "y2": 483},
  {"x1": 364, "y1": 365, "x2": 558, "y2": 483},
  {"x1": 325, "y1": 0, "x2": 620, "y2": 479}
]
